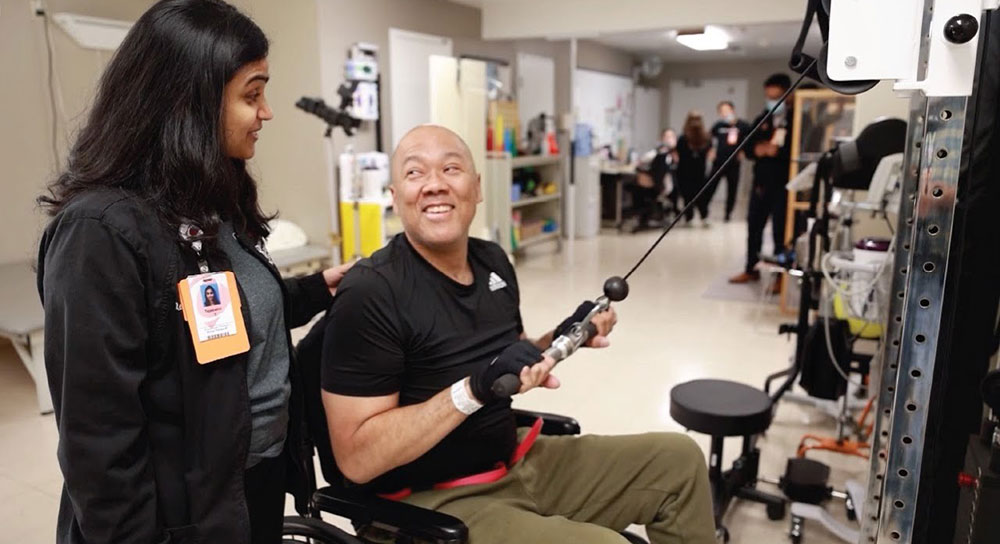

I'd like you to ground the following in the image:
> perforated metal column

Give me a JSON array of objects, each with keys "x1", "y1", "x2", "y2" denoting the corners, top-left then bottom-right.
[
  {"x1": 876, "y1": 96, "x2": 968, "y2": 544},
  {"x1": 859, "y1": 94, "x2": 927, "y2": 543}
]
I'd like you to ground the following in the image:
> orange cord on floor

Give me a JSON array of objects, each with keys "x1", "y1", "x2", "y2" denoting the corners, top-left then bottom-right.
[{"x1": 797, "y1": 396, "x2": 876, "y2": 459}]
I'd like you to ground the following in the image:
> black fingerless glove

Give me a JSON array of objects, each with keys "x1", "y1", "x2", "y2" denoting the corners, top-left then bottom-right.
[
  {"x1": 553, "y1": 301, "x2": 596, "y2": 339},
  {"x1": 469, "y1": 340, "x2": 544, "y2": 404}
]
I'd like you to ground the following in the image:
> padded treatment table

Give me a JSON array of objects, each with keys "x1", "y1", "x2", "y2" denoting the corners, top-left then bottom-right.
[
  {"x1": 269, "y1": 244, "x2": 332, "y2": 278},
  {"x1": 0, "y1": 247, "x2": 330, "y2": 417},
  {"x1": 0, "y1": 262, "x2": 50, "y2": 414}
]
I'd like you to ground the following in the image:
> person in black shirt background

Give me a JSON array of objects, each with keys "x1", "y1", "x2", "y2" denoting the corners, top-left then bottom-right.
[
  {"x1": 321, "y1": 125, "x2": 715, "y2": 543},
  {"x1": 730, "y1": 73, "x2": 795, "y2": 285},
  {"x1": 658, "y1": 128, "x2": 680, "y2": 213},
  {"x1": 708, "y1": 101, "x2": 751, "y2": 222},
  {"x1": 672, "y1": 112, "x2": 715, "y2": 227}
]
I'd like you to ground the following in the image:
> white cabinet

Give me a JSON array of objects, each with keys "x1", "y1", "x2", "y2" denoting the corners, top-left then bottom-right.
[{"x1": 569, "y1": 156, "x2": 601, "y2": 239}]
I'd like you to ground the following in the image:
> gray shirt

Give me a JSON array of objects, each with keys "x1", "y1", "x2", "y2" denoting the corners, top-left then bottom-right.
[{"x1": 218, "y1": 223, "x2": 291, "y2": 468}]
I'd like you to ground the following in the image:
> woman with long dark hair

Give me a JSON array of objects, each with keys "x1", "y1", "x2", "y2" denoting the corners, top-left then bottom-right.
[
  {"x1": 671, "y1": 112, "x2": 715, "y2": 226},
  {"x1": 37, "y1": 2, "x2": 349, "y2": 542},
  {"x1": 203, "y1": 285, "x2": 220, "y2": 307}
]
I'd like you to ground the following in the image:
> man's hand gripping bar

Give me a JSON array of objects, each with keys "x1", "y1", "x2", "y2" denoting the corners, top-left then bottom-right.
[{"x1": 490, "y1": 276, "x2": 629, "y2": 398}]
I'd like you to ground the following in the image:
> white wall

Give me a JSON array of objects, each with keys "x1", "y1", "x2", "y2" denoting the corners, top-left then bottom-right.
[
  {"x1": 633, "y1": 86, "x2": 662, "y2": 152},
  {"x1": 0, "y1": 0, "x2": 328, "y2": 264},
  {"x1": 666, "y1": 78, "x2": 747, "y2": 132},
  {"x1": 233, "y1": 0, "x2": 329, "y2": 251},
  {"x1": 0, "y1": 0, "x2": 152, "y2": 265},
  {"x1": 574, "y1": 69, "x2": 634, "y2": 150},
  {"x1": 650, "y1": 59, "x2": 791, "y2": 134},
  {"x1": 576, "y1": 39, "x2": 636, "y2": 77},
  {"x1": 852, "y1": 81, "x2": 911, "y2": 135},
  {"x1": 481, "y1": 0, "x2": 806, "y2": 40}
]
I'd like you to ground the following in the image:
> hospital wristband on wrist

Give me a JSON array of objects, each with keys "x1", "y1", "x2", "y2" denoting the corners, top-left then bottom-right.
[{"x1": 451, "y1": 379, "x2": 483, "y2": 415}]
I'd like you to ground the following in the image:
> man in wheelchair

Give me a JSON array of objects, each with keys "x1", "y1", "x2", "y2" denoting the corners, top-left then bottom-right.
[{"x1": 319, "y1": 125, "x2": 715, "y2": 543}]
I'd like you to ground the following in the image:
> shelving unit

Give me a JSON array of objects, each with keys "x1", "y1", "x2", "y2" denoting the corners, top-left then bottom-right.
[
  {"x1": 517, "y1": 231, "x2": 560, "y2": 248},
  {"x1": 511, "y1": 193, "x2": 561, "y2": 208},
  {"x1": 511, "y1": 154, "x2": 561, "y2": 169},
  {"x1": 484, "y1": 151, "x2": 565, "y2": 256},
  {"x1": 779, "y1": 88, "x2": 857, "y2": 312},
  {"x1": 784, "y1": 90, "x2": 857, "y2": 246}
]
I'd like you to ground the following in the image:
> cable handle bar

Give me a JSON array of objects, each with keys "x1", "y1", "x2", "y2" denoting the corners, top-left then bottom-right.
[{"x1": 490, "y1": 276, "x2": 630, "y2": 398}]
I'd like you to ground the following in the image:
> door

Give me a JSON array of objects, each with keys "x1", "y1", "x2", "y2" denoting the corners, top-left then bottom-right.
[
  {"x1": 515, "y1": 53, "x2": 555, "y2": 130},
  {"x1": 388, "y1": 28, "x2": 453, "y2": 148}
]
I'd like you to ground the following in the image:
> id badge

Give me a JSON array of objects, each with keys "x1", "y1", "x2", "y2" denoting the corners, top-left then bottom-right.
[
  {"x1": 177, "y1": 271, "x2": 250, "y2": 364},
  {"x1": 726, "y1": 127, "x2": 738, "y2": 146},
  {"x1": 771, "y1": 128, "x2": 787, "y2": 148}
]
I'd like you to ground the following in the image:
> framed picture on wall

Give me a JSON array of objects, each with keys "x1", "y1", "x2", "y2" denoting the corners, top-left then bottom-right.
[{"x1": 793, "y1": 89, "x2": 856, "y2": 167}]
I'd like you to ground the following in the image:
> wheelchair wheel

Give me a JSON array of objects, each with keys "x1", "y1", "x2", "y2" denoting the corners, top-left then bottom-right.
[
  {"x1": 845, "y1": 495, "x2": 858, "y2": 522},
  {"x1": 282, "y1": 516, "x2": 365, "y2": 544},
  {"x1": 789, "y1": 514, "x2": 804, "y2": 544}
]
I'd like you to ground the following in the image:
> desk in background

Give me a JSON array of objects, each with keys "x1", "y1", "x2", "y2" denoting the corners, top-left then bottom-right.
[
  {"x1": 600, "y1": 162, "x2": 637, "y2": 229},
  {"x1": 269, "y1": 245, "x2": 332, "y2": 277}
]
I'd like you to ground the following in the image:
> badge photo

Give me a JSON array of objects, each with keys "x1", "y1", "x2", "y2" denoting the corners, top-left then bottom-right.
[
  {"x1": 189, "y1": 274, "x2": 236, "y2": 342},
  {"x1": 178, "y1": 271, "x2": 250, "y2": 364}
]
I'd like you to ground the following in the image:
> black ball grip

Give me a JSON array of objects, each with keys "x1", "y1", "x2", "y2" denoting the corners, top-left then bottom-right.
[{"x1": 491, "y1": 373, "x2": 522, "y2": 398}]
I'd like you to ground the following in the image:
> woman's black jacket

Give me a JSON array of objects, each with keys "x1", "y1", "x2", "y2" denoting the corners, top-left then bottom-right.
[{"x1": 37, "y1": 188, "x2": 333, "y2": 543}]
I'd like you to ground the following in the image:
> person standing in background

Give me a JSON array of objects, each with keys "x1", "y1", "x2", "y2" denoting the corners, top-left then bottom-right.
[
  {"x1": 708, "y1": 101, "x2": 751, "y2": 222},
  {"x1": 657, "y1": 128, "x2": 678, "y2": 154},
  {"x1": 657, "y1": 129, "x2": 680, "y2": 214},
  {"x1": 672, "y1": 113, "x2": 714, "y2": 227},
  {"x1": 730, "y1": 73, "x2": 794, "y2": 285}
]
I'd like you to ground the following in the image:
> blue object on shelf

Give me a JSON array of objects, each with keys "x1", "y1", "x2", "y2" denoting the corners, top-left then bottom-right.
[
  {"x1": 574, "y1": 123, "x2": 593, "y2": 156},
  {"x1": 511, "y1": 184, "x2": 522, "y2": 202}
]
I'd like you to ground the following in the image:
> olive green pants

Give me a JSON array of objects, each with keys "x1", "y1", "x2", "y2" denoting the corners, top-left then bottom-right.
[{"x1": 392, "y1": 432, "x2": 716, "y2": 544}]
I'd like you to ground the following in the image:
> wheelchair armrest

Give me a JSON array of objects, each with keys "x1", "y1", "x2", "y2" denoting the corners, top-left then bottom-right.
[
  {"x1": 511, "y1": 408, "x2": 581, "y2": 436},
  {"x1": 313, "y1": 486, "x2": 468, "y2": 544}
]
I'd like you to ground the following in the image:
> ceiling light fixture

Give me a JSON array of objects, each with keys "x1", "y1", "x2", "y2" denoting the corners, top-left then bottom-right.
[{"x1": 674, "y1": 26, "x2": 730, "y2": 51}]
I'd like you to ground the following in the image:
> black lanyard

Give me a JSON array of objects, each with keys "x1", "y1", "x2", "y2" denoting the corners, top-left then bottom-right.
[{"x1": 179, "y1": 223, "x2": 210, "y2": 273}]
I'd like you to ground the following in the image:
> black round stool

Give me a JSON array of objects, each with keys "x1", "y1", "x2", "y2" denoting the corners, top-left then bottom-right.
[{"x1": 670, "y1": 379, "x2": 787, "y2": 541}]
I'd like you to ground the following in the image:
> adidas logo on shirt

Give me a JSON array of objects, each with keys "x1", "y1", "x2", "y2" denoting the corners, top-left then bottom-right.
[{"x1": 488, "y1": 272, "x2": 507, "y2": 292}]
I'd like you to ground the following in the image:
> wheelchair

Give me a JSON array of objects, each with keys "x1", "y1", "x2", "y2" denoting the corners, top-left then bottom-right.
[
  {"x1": 282, "y1": 316, "x2": 649, "y2": 544},
  {"x1": 619, "y1": 153, "x2": 677, "y2": 234}
]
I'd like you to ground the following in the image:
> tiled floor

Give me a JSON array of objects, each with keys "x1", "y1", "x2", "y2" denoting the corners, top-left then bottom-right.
[{"x1": 0, "y1": 221, "x2": 869, "y2": 543}]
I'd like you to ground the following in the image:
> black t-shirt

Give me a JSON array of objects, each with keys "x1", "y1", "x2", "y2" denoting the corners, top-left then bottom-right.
[
  {"x1": 675, "y1": 135, "x2": 709, "y2": 182},
  {"x1": 746, "y1": 108, "x2": 794, "y2": 187},
  {"x1": 321, "y1": 234, "x2": 523, "y2": 491},
  {"x1": 710, "y1": 119, "x2": 751, "y2": 165}
]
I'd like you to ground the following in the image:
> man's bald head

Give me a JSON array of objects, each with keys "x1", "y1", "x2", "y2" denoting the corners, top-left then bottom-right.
[
  {"x1": 391, "y1": 125, "x2": 477, "y2": 184},
  {"x1": 388, "y1": 124, "x2": 482, "y2": 255}
]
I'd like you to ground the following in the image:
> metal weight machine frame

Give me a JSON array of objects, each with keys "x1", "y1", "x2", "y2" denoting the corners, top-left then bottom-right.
[
  {"x1": 835, "y1": 2, "x2": 1000, "y2": 543},
  {"x1": 861, "y1": 93, "x2": 967, "y2": 544}
]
